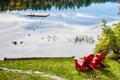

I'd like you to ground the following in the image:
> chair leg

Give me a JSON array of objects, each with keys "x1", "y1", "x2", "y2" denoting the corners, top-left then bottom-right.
[
  {"x1": 79, "y1": 67, "x2": 86, "y2": 72},
  {"x1": 99, "y1": 62, "x2": 106, "y2": 68},
  {"x1": 87, "y1": 65, "x2": 94, "y2": 71},
  {"x1": 76, "y1": 65, "x2": 86, "y2": 72},
  {"x1": 90, "y1": 62, "x2": 99, "y2": 69}
]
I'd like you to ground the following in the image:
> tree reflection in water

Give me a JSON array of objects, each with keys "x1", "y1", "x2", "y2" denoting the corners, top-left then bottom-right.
[
  {"x1": 0, "y1": 0, "x2": 117, "y2": 12},
  {"x1": 12, "y1": 34, "x2": 95, "y2": 46},
  {"x1": 68, "y1": 35, "x2": 95, "y2": 44},
  {"x1": 118, "y1": 0, "x2": 120, "y2": 15}
]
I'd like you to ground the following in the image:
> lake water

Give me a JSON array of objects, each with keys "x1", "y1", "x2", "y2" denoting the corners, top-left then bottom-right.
[{"x1": 0, "y1": 0, "x2": 119, "y2": 60}]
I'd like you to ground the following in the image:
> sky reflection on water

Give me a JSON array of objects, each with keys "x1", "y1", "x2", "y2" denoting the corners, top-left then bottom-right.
[{"x1": 0, "y1": 2, "x2": 119, "y2": 60}]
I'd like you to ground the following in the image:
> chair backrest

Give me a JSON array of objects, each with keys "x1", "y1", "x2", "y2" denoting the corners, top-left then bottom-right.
[
  {"x1": 83, "y1": 54, "x2": 94, "y2": 67},
  {"x1": 95, "y1": 52, "x2": 107, "y2": 64}
]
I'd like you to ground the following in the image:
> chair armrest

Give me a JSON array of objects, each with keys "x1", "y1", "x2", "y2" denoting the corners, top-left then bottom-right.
[
  {"x1": 74, "y1": 57, "x2": 80, "y2": 60},
  {"x1": 74, "y1": 58, "x2": 83, "y2": 62}
]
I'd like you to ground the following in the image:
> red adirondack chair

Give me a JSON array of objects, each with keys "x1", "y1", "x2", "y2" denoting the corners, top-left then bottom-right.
[
  {"x1": 90, "y1": 52, "x2": 107, "y2": 69},
  {"x1": 74, "y1": 54, "x2": 94, "y2": 72}
]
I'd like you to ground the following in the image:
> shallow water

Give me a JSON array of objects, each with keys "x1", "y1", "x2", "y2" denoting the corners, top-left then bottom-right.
[{"x1": 0, "y1": 1, "x2": 119, "y2": 60}]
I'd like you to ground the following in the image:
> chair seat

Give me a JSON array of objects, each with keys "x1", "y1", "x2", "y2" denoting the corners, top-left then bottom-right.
[{"x1": 74, "y1": 54, "x2": 94, "y2": 72}]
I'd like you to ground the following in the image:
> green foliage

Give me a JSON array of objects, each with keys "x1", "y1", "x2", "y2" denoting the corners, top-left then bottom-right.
[
  {"x1": 94, "y1": 20, "x2": 120, "y2": 56},
  {"x1": 113, "y1": 22, "x2": 120, "y2": 49}
]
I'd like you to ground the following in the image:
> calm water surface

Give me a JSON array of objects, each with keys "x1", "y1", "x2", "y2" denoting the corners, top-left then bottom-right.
[{"x1": 0, "y1": 0, "x2": 119, "y2": 60}]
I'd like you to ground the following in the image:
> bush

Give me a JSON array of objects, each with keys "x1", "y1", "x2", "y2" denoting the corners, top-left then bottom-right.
[{"x1": 94, "y1": 20, "x2": 120, "y2": 57}]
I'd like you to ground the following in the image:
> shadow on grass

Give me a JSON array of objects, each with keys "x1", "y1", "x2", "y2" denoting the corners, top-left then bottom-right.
[
  {"x1": 100, "y1": 69, "x2": 119, "y2": 80},
  {"x1": 76, "y1": 68, "x2": 119, "y2": 80}
]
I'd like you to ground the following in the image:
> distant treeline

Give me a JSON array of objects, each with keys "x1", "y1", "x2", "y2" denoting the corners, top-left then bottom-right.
[{"x1": 0, "y1": 0, "x2": 117, "y2": 12}]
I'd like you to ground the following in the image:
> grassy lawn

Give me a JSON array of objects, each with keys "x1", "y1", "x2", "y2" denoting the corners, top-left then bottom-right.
[
  {"x1": 0, "y1": 70, "x2": 54, "y2": 80},
  {"x1": 0, "y1": 54, "x2": 120, "y2": 80}
]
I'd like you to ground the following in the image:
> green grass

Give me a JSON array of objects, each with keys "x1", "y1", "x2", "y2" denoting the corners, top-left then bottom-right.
[
  {"x1": 0, "y1": 70, "x2": 54, "y2": 80},
  {"x1": 0, "y1": 54, "x2": 120, "y2": 80}
]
